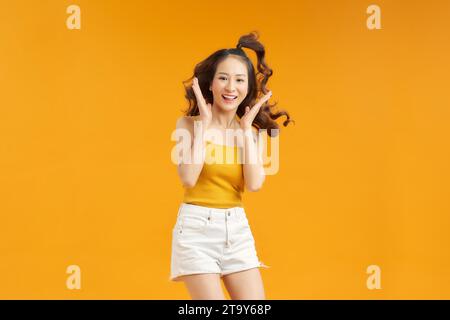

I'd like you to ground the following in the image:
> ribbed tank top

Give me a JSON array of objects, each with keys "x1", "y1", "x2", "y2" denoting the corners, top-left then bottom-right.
[{"x1": 183, "y1": 140, "x2": 244, "y2": 208}]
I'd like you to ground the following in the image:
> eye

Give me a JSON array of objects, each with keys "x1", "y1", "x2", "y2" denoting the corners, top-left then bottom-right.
[
  {"x1": 237, "y1": 79, "x2": 245, "y2": 83},
  {"x1": 219, "y1": 76, "x2": 227, "y2": 80}
]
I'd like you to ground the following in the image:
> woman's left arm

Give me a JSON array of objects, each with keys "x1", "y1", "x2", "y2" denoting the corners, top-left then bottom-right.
[
  {"x1": 242, "y1": 127, "x2": 265, "y2": 192},
  {"x1": 240, "y1": 91, "x2": 272, "y2": 192}
]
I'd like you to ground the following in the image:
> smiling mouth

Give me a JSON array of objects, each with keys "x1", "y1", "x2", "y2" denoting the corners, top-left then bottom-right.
[{"x1": 222, "y1": 94, "x2": 238, "y2": 101}]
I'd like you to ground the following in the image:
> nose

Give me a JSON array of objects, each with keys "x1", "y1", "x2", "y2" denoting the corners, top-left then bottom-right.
[{"x1": 225, "y1": 81, "x2": 235, "y2": 92}]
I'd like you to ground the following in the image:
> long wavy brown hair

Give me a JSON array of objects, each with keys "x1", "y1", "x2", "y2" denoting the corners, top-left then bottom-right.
[{"x1": 181, "y1": 31, "x2": 294, "y2": 137}]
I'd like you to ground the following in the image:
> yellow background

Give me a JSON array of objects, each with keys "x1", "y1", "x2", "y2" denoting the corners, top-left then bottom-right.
[{"x1": 1, "y1": 0, "x2": 449, "y2": 299}]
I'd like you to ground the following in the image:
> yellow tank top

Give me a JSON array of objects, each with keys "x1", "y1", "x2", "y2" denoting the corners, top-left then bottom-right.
[{"x1": 183, "y1": 141, "x2": 244, "y2": 208}]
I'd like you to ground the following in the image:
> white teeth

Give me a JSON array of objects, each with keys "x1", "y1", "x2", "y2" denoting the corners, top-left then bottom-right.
[{"x1": 223, "y1": 94, "x2": 237, "y2": 99}]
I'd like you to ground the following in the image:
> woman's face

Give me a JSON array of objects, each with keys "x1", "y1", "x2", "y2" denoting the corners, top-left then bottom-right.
[{"x1": 209, "y1": 56, "x2": 249, "y2": 112}]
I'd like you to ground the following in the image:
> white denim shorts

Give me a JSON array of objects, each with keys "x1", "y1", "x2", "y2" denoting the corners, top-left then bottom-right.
[{"x1": 169, "y1": 202, "x2": 270, "y2": 282}]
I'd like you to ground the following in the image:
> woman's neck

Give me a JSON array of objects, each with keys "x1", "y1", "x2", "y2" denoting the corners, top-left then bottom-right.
[{"x1": 210, "y1": 104, "x2": 240, "y2": 129}]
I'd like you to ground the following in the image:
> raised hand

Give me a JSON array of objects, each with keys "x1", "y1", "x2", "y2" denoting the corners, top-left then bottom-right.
[
  {"x1": 192, "y1": 77, "x2": 212, "y2": 129},
  {"x1": 240, "y1": 90, "x2": 272, "y2": 130}
]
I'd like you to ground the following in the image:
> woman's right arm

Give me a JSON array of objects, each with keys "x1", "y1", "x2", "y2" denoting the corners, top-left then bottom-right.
[
  {"x1": 176, "y1": 116, "x2": 208, "y2": 188},
  {"x1": 176, "y1": 77, "x2": 212, "y2": 188}
]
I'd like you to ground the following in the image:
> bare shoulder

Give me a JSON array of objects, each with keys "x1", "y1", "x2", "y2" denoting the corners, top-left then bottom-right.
[{"x1": 176, "y1": 115, "x2": 198, "y2": 130}]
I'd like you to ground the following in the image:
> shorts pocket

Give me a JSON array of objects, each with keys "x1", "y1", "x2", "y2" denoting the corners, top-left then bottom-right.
[{"x1": 178, "y1": 215, "x2": 208, "y2": 235}]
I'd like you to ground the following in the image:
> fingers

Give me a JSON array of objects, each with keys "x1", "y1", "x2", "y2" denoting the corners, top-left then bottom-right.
[
  {"x1": 257, "y1": 90, "x2": 272, "y2": 107},
  {"x1": 247, "y1": 90, "x2": 272, "y2": 116},
  {"x1": 192, "y1": 77, "x2": 206, "y2": 107}
]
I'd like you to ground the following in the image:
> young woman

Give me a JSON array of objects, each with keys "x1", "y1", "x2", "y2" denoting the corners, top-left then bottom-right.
[{"x1": 170, "y1": 31, "x2": 293, "y2": 299}]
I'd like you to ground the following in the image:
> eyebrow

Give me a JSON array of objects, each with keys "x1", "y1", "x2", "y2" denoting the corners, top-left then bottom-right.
[{"x1": 217, "y1": 72, "x2": 247, "y2": 77}]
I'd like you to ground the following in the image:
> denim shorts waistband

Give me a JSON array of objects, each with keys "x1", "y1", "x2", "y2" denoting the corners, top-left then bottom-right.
[{"x1": 178, "y1": 202, "x2": 246, "y2": 221}]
